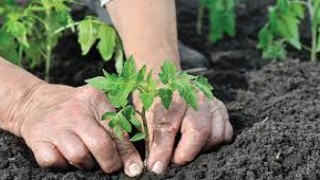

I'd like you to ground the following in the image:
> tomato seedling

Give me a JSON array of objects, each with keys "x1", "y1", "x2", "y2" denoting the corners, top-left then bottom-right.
[
  {"x1": 258, "y1": 0, "x2": 320, "y2": 61},
  {"x1": 198, "y1": 0, "x2": 236, "y2": 43},
  {"x1": 86, "y1": 57, "x2": 214, "y2": 158},
  {"x1": 0, "y1": 0, "x2": 119, "y2": 81}
]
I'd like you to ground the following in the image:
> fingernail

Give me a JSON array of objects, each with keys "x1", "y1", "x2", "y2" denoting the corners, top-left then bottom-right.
[
  {"x1": 151, "y1": 161, "x2": 165, "y2": 174},
  {"x1": 129, "y1": 163, "x2": 143, "y2": 177}
]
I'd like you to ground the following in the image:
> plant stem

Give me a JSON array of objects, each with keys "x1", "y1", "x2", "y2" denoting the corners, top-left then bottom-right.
[
  {"x1": 44, "y1": 12, "x2": 52, "y2": 82},
  {"x1": 18, "y1": 45, "x2": 23, "y2": 67},
  {"x1": 197, "y1": 4, "x2": 205, "y2": 35},
  {"x1": 307, "y1": 0, "x2": 318, "y2": 62},
  {"x1": 141, "y1": 107, "x2": 149, "y2": 160}
]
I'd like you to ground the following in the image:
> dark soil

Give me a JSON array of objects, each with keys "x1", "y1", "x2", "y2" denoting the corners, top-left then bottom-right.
[{"x1": 1, "y1": 0, "x2": 320, "y2": 179}]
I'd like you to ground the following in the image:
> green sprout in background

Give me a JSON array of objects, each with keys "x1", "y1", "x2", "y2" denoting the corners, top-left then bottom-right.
[
  {"x1": 198, "y1": 0, "x2": 236, "y2": 43},
  {"x1": 86, "y1": 57, "x2": 214, "y2": 158},
  {"x1": 258, "y1": 0, "x2": 320, "y2": 62},
  {"x1": 0, "y1": 0, "x2": 120, "y2": 81}
]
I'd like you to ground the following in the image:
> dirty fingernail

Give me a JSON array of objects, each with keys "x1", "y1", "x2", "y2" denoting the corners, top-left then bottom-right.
[
  {"x1": 151, "y1": 161, "x2": 165, "y2": 174},
  {"x1": 129, "y1": 163, "x2": 143, "y2": 177}
]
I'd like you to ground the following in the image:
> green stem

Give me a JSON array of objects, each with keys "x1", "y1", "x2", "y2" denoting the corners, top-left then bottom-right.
[
  {"x1": 308, "y1": 0, "x2": 318, "y2": 62},
  {"x1": 44, "y1": 12, "x2": 52, "y2": 82},
  {"x1": 44, "y1": 44, "x2": 52, "y2": 82},
  {"x1": 141, "y1": 107, "x2": 149, "y2": 161},
  {"x1": 197, "y1": 4, "x2": 205, "y2": 35},
  {"x1": 18, "y1": 45, "x2": 23, "y2": 67},
  {"x1": 53, "y1": 21, "x2": 80, "y2": 35}
]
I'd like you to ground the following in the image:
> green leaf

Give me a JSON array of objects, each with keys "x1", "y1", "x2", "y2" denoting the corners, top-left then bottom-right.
[
  {"x1": 78, "y1": 19, "x2": 97, "y2": 55},
  {"x1": 85, "y1": 76, "x2": 112, "y2": 92},
  {"x1": 159, "y1": 61, "x2": 177, "y2": 84},
  {"x1": 122, "y1": 56, "x2": 136, "y2": 79},
  {"x1": 108, "y1": 119, "x2": 116, "y2": 128},
  {"x1": 203, "y1": 0, "x2": 236, "y2": 43},
  {"x1": 97, "y1": 25, "x2": 116, "y2": 61},
  {"x1": 194, "y1": 77, "x2": 214, "y2": 99},
  {"x1": 123, "y1": 105, "x2": 135, "y2": 119},
  {"x1": 108, "y1": 90, "x2": 129, "y2": 108},
  {"x1": 173, "y1": 80, "x2": 198, "y2": 110},
  {"x1": 158, "y1": 88, "x2": 173, "y2": 109},
  {"x1": 146, "y1": 71, "x2": 157, "y2": 91},
  {"x1": 115, "y1": 43, "x2": 124, "y2": 74},
  {"x1": 118, "y1": 113, "x2": 132, "y2": 133},
  {"x1": 130, "y1": 133, "x2": 145, "y2": 142},
  {"x1": 114, "y1": 125, "x2": 124, "y2": 139},
  {"x1": 136, "y1": 65, "x2": 146, "y2": 84},
  {"x1": 101, "y1": 112, "x2": 117, "y2": 120},
  {"x1": 129, "y1": 116, "x2": 142, "y2": 128},
  {"x1": 140, "y1": 92, "x2": 156, "y2": 110}
]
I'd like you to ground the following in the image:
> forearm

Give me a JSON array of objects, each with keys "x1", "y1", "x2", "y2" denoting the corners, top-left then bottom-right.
[
  {"x1": 106, "y1": 0, "x2": 180, "y2": 72},
  {"x1": 0, "y1": 57, "x2": 45, "y2": 136}
]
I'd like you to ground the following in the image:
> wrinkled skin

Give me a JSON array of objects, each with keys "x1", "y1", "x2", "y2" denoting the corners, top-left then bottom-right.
[
  {"x1": 18, "y1": 84, "x2": 143, "y2": 177},
  {"x1": 17, "y1": 83, "x2": 233, "y2": 176},
  {"x1": 133, "y1": 92, "x2": 233, "y2": 174}
]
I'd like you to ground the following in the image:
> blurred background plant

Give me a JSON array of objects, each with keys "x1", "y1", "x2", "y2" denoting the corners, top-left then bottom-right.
[{"x1": 0, "y1": 0, "x2": 121, "y2": 81}]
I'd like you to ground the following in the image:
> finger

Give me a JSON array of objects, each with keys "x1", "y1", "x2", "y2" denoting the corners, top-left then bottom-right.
[
  {"x1": 53, "y1": 131, "x2": 95, "y2": 170},
  {"x1": 97, "y1": 99, "x2": 143, "y2": 177},
  {"x1": 76, "y1": 121, "x2": 122, "y2": 174},
  {"x1": 112, "y1": 133, "x2": 144, "y2": 177},
  {"x1": 171, "y1": 104, "x2": 211, "y2": 165},
  {"x1": 30, "y1": 141, "x2": 69, "y2": 169},
  {"x1": 225, "y1": 121, "x2": 234, "y2": 143},
  {"x1": 147, "y1": 100, "x2": 186, "y2": 174},
  {"x1": 203, "y1": 101, "x2": 229, "y2": 151}
]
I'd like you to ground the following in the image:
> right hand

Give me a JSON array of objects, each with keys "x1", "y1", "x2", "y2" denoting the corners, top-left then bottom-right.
[{"x1": 14, "y1": 84, "x2": 143, "y2": 177}]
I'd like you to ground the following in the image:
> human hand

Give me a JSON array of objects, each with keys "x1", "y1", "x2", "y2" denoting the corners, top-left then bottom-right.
[
  {"x1": 13, "y1": 84, "x2": 144, "y2": 177},
  {"x1": 134, "y1": 92, "x2": 233, "y2": 174}
]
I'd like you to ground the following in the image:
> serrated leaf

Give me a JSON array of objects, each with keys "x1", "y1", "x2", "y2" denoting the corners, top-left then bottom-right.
[
  {"x1": 108, "y1": 91, "x2": 129, "y2": 108},
  {"x1": 173, "y1": 80, "x2": 198, "y2": 110},
  {"x1": 118, "y1": 113, "x2": 132, "y2": 133},
  {"x1": 78, "y1": 19, "x2": 97, "y2": 55},
  {"x1": 97, "y1": 25, "x2": 116, "y2": 61},
  {"x1": 194, "y1": 77, "x2": 214, "y2": 99},
  {"x1": 101, "y1": 111, "x2": 117, "y2": 120},
  {"x1": 136, "y1": 65, "x2": 146, "y2": 84},
  {"x1": 122, "y1": 56, "x2": 136, "y2": 79},
  {"x1": 130, "y1": 133, "x2": 145, "y2": 142},
  {"x1": 159, "y1": 88, "x2": 173, "y2": 109},
  {"x1": 140, "y1": 92, "x2": 156, "y2": 110},
  {"x1": 85, "y1": 76, "x2": 112, "y2": 92},
  {"x1": 159, "y1": 61, "x2": 177, "y2": 84}
]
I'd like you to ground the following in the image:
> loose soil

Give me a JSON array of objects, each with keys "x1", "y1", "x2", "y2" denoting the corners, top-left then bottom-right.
[{"x1": 1, "y1": 0, "x2": 320, "y2": 179}]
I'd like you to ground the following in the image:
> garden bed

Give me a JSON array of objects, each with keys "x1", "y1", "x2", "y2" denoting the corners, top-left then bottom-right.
[{"x1": 1, "y1": 0, "x2": 320, "y2": 179}]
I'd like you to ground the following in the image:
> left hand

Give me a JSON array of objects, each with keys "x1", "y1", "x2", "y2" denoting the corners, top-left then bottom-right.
[{"x1": 133, "y1": 92, "x2": 233, "y2": 174}]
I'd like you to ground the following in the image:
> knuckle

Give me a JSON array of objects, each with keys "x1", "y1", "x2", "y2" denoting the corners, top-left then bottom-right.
[
  {"x1": 92, "y1": 130, "x2": 114, "y2": 150},
  {"x1": 80, "y1": 86, "x2": 104, "y2": 99},
  {"x1": 190, "y1": 128, "x2": 211, "y2": 141},
  {"x1": 115, "y1": 140, "x2": 136, "y2": 158},
  {"x1": 37, "y1": 154, "x2": 60, "y2": 168},
  {"x1": 153, "y1": 122, "x2": 178, "y2": 134},
  {"x1": 35, "y1": 152, "x2": 60, "y2": 168},
  {"x1": 67, "y1": 147, "x2": 89, "y2": 164}
]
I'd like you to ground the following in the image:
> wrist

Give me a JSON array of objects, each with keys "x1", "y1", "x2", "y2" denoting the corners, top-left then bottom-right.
[
  {"x1": 123, "y1": 38, "x2": 181, "y2": 75},
  {"x1": 3, "y1": 81, "x2": 48, "y2": 136}
]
